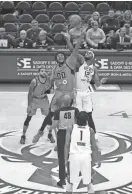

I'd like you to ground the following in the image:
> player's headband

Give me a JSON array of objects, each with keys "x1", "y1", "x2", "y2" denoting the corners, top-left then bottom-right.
[{"x1": 85, "y1": 50, "x2": 95, "y2": 58}]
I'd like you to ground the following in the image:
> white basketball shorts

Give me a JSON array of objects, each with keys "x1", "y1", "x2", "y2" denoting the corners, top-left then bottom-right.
[
  {"x1": 75, "y1": 90, "x2": 93, "y2": 112},
  {"x1": 69, "y1": 153, "x2": 91, "y2": 185}
]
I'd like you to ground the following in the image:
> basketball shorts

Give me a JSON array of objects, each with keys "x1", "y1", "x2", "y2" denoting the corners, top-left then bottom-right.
[
  {"x1": 27, "y1": 96, "x2": 49, "y2": 116},
  {"x1": 69, "y1": 153, "x2": 91, "y2": 185},
  {"x1": 50, "y1": 90, "x2": 74, "y2": 112},
  {"x1": 75, "y1": 90, "x2": 93, "y2": 112}
]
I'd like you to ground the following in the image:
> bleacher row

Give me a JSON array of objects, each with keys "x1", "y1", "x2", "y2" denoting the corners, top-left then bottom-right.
[
  {"x1": 0, "y1": 1, "x2": 112, "y2": 38},
  {"x1": 0, "y1": 1, "x2": 111, "y2": 17}
]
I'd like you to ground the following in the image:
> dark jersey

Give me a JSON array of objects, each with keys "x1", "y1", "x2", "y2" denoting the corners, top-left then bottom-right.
[{"x1": 54, "y1": 106, "x2": 79, "y2": 130}]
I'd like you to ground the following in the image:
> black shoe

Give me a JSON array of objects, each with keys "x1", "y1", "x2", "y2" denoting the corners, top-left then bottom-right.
[
  {"x1": 48, "y1": 133, "x2": 55, "y2": 143},
  {"x1": 57, "y1": 180, "x2": 66, "y2": 188},
  {"x1": 20, "y1": 135, "x2": 26, "y2": 144}
]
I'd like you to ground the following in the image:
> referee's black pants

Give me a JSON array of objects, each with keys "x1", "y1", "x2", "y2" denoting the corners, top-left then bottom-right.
[{"x1": 57, "y1": 130, "x2": 66, "y2": 182}]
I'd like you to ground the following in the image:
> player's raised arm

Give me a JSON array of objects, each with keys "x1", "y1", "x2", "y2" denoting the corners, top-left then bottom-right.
[
  {"x1": 28, "y1": 79, "x2": 36, "y2": 107},
  {"x1": 65, "y1": 28, "x2": 86, "y2": 71},
  {"x1": 61, "y1": 32, "x2": 74, "y2": 53},
  {"x1": 93, "y1": 66, "x2": 107, "y2": 87}
]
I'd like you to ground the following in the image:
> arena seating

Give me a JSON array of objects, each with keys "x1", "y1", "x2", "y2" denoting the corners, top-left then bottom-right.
[
  {"x1": 35, "y1": 14, "x2": 50, "y2": 23},
  {"x1": 0, "y1": 1, "x2": 130, "y2": 46}
]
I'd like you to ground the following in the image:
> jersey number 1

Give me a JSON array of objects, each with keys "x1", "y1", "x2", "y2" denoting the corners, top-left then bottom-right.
[{"x1": 80, "y1": 131, "x2": 83, "y2": 141}]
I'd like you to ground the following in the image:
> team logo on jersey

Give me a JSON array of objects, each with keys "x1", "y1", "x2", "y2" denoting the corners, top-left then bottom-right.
[{"x1": 0, "y1": 131, "x2": 132, "y2": 194}]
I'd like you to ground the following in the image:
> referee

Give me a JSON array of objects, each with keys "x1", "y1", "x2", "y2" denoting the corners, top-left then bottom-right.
[{"x1": 49, "y1": 94, "x2": 79, "y2": 187}]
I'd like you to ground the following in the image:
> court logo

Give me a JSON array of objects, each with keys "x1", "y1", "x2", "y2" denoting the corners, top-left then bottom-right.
[
  {"x1": 17, "y1": 57, "x2": 32, "y2": 69},
  {"x1": 0, "y1": 131, "x2": 132, "y2": 193}
]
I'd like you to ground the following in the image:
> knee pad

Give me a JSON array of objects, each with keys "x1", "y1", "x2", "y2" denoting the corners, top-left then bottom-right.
[{"x1": 24, "y1": 116, "x2": 32, "y2": 126}]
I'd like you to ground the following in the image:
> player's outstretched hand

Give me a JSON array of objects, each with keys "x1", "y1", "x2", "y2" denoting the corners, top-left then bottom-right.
[
  {"x1": 61, "y1": 32, "x2": 70, "y2": 41},
  {"x1": 100, "y1": 77, "x2": 108, "y2": 84}
]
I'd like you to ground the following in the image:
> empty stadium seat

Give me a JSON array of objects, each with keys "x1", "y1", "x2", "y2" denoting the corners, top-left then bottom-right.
[
  {"x1": 48, "y1": 2, "x2": 63, "y2": 18},
  {"x1": 19, "y1": 14, "x2": 33, "y2": 23},
  {"x1": 1, "y1": 1, "x2": 14, "y2": 14},
  {"x1": 16, "y1": 2, "x2": 31, "y2": 13},
  {"x1": 4, "y1": 23, "x2": 17, "y2": 37},
  {"x1": 19, "y1": 23, "x2": 32, "y2": 31},
  {"x1": 51, "y1": 14, "x2": 66, "y2": 24},
  {"x1": 80, "y1": 3, "x2": 95, "y2": 19},
  {"x1": 32, "y1": 2, "x2": 46, "y2": 10},
  {"x1": 65, "y1": 2, "x2": 79, "y2": 19},
  {"x1": 36, "y1": 14, "x2": 49, "y2": 23},
  {"x1": 54, "y1": 33, "x2": 66, "y2": 45},
  {"x1": 39, "y1": 23, "x2": 50, "y2": 33},
  {"x1": 31, "y1": 2, "x2": 47, "y2": 18},
  {"x1": 96, "y1": 3, "x2": 110, "y2": 15},
  {"x1": 3, "y1": 14, "x2": 18, "y2": 23},
  {"x1": 52, "y1": 23, "x2": 66, "y2": 35}
]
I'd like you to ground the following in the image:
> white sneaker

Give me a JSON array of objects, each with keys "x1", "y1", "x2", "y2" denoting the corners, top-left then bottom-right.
[{"x1": 88, "y1": 183, "x2": 95, "y2": 194}]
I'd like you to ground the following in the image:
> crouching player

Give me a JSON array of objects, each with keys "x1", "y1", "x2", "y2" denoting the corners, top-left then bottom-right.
[{"x1": 20, "y1": 67, "x2": 53, "y2": 144}]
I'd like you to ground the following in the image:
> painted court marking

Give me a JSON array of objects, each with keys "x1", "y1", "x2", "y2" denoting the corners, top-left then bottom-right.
[{"x1": 0, "y1": 92, "x2": 132, "y2": 194}]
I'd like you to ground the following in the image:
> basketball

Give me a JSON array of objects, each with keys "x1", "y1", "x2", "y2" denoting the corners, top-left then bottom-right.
[{"x1": 69, "y1": 15, "x2": 82, "y2": 28}]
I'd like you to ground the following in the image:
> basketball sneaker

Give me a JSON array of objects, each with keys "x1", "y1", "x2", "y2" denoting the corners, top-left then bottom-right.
[
  {"x1": 88, "y1": 183, "x2": 94, "y2": 194},
  {"x1": 32, "y1": 130, "x2": 44, "y2": 143},
  {"x1": 57, "y1": 180, "x2": 66, "y2": 188},
  {"x1": 20, "y1": 135, "x2": 26, "y2": 144}
]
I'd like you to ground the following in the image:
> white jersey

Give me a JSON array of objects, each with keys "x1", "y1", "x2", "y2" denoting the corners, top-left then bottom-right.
[
  {"x1": 70, "y1": 124, "x2": 91, "y2": 154},
  {"x1": 75, "y1": 62, "x2": 94, "y2": 91}
]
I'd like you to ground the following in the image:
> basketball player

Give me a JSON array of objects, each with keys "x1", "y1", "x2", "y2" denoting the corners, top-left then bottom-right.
[
  {"x1": 74, "y1": 50, "x2": 107, "y2": 132},
  {"x1": 32, "y1": 29, "x2": 86, "y2": 144},
  {"x1": 66, "y1": 111, "x2": 101, "y2": 194},
  {"x1": 20, "y1": 67, "x2": 53, "y2": 144},
  {"x1": 49, "y1": 94, "x2": 79, "y2": 187}
]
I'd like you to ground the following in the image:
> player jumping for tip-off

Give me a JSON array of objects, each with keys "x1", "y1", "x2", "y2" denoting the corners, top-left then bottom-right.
[
  {"x1": 32, "y1": 28, "x2": 87, "y2": 144},
  {"x1": 62, "y1": 32, "x2": 107, "y2": 133}
]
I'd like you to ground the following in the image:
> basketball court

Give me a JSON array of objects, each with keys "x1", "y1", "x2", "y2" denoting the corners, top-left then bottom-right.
[{"x1": 0, "y1": 84, "x2": 132, "y2": 194}]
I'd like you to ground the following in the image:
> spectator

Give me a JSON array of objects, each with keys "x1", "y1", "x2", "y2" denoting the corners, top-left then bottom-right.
[
  {"x1": 116, "y1": 23, "x2": 132, "y2": 38},
  {"x1": 102, "y1": 9, "x2": 120, "y2": 34},
  {"x1": 69, "y1": 15, "x2": 88, "y2": 49},
  {"x1": 120, "y1": 10, "x2": 132, "y2": 27},
  {"x1": 0, "y1": 15, "x2": 4, "y2": 27},
  {"x1": 111, "y1": 27, "x2": 130, "y2": 49},
  {"x1": 105, "y1": 30, "x2": 115, "y2": 49},
  {"x1": 69, "y1": 15, "x2": 83, "y2": 45},
  {"x1": 88, "y1": 12, "x2": 101, "y2": 28},
  {"x1": 69, "y1": 26, "x2": 88, "y2": 49},
  {"x1": 86, "y1": 21, "x2": 106, "y2": 49},
  {"x1": 27, "y1": 20, "x2": 42, "y2": 42},
  {"x1": 129, "y1": 30, "x2": 132, "y2": 44},
  {"x1": 33, "y1": 30, "x2": 54, "y2": 49},
  {"x1": 0, "y1": 27, "x2": 15, "y2": 48},
  {"x1": 15, "y1": 30, "x2": 33, "y2": 48}
]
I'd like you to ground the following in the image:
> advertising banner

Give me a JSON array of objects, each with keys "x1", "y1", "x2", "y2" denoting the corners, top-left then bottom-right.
[
  {"x1": 0, "y1": 50, "x2": 132, "y2": 83},
  {"x1": 94, "y1": 56, "x2": 132, "y2": 81}
]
